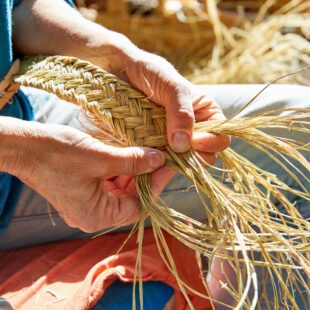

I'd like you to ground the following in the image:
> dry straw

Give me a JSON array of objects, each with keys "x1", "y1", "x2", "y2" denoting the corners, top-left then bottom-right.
[
  {"x1": 185, "y1": 0, "x2": 310, "y2": 85},
  {"x1": 13, "y1": 55, "x2": 309, "y2": 309},
  {"x1": 80, "y1": 0, "x2": 245, "y2": 73},
  {"x1": 87, "y1": 0, "x2": 310, "y2": 84}
]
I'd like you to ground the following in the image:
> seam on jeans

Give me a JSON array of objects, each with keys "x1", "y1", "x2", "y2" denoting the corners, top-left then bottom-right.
[
  {"x1": 12, "y1": 189, "x2": 197, "y2": 220},
  {"x1": 11, "y1": 188, "x2": 198, "y2": 221}
]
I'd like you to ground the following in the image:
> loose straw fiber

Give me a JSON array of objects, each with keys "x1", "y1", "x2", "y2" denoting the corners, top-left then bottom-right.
[
  {"x1": 85, "y1": 0, "x2": 310, "y2": 84},
  {"x1": 13, "y1": 56, "x2": 309, "y2": 309},
  {"x1": 185, "y1": 0, "x2": 310, "y2": 85}
]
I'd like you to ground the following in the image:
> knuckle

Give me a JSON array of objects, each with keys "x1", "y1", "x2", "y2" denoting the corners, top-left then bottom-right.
[
  {"x1": 64, "y1": 215, "x2": 83, "y2": 231},
  {"x1": 97, "y1": 152, "x2": 112, "y2": 174},
  {"x1": 64, "y1": 211, "x2": 97, "y2": 233},
  {"x1": 219, "y1": 135, "x2": 231, "y2": 151},
  {"x1": 79, "y1": 225, "x2": 96, "y2": 234},
  {"x1": 127, "y1": 148, "x2": 144, "y2": 175},
  {"x1": 178, "y1": 107, "x2": 195, "y2": 124},
  {"x1": 176, "y1": 84, "x2": 192, "y2": 98},
  {"x1": 78, "y1": 216, "x2": 100, "y2": 233},
  {"x1": 210, "y1": 154, "x2": 217, "y2": 165}
]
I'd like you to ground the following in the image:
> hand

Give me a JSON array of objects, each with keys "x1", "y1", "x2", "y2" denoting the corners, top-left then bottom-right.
[
  {"x1": 100, "y1": 50, "x2": 230, "y2": 203},
  {"x1": 12, "y1": 1, "x2": 230, "y2": 231},
  {"x1": 109, "y1": 50, "x2": 230, "y2": 155},
  {"x1": 84, "y1": 45, "x2": 232, "y2": 202},
  {"x1": 0, "y1": 119, "x2": 166, "y2": 233},
  {"x1": 13, "y1": 0, "x2": 230, "y2": 165}
]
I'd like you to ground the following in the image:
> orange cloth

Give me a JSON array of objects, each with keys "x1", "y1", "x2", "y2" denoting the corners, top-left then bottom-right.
[{"x1": 0, "y1": 228, "x2": 211, "y2": 309}]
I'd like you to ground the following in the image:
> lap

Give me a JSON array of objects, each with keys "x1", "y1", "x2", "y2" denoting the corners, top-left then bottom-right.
[{"x1": 0, "y1": 84, "x2": 308, "y2": 250}]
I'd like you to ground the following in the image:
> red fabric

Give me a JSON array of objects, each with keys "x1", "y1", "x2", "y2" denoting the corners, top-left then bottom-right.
[{"x1": 0, "y1": 228, "x2": 211, "y2": 309}]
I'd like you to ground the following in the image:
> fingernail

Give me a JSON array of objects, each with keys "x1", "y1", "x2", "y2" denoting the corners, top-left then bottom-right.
[
  {"x1": 148, "y1": 151, "x2": 165, "y2": 169},
  {"x1": 172, "y1": 132, "x2": 190, "y2": 153}
]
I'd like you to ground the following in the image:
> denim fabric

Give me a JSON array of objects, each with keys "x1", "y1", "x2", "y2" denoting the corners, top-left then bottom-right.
[
  {"x1": 0, "y1": 0, "x2": 75, "y2": 236},
  {"x1": 0, "y1": 0, "x2": 34, "y2": 232},
  {"x1": 91, "y1": 281, "x2": 174, "y2": 310},
  {"x1": 0, "y1": 297, "x2": 13, "y2": 310}
]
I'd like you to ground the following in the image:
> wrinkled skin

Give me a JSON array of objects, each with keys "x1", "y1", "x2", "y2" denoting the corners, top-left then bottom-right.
[{"x1": 0, "y1": 0, "x2": 233, "y2": 307}]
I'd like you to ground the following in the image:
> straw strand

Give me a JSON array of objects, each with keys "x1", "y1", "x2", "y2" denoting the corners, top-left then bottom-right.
[{"x1": 13, "y1": 55, "x2": 309, "y2": 309}]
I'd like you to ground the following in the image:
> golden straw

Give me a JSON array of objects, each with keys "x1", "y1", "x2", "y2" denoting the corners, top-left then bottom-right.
[{"x1": 13, "y1": 55, "x2": 309, "y2": 309}]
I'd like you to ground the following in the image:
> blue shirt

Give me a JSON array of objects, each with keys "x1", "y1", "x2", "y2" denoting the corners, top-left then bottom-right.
[
  {"x1": 0, "y1": 0, "x2": 34, "y2": 233},
  {"x1": 0, "y1": 0, "x2": 74, "y2": 232},
  {"x1": 0, "y1": 2, "x2": 174, "y2": 308}
]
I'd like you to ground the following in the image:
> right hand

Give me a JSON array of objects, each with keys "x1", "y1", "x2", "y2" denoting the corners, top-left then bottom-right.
[{"x1": 1, "y1": 119, "x2": 168, "y2": 233}]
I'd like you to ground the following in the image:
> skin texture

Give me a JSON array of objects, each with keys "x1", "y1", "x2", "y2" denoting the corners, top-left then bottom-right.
[
  {"x1": 0, "y1": 0, "x2": 232, "y2": 307},
  {"x1": 5, "y1": 0, "x2": 229, "y2": 232}
]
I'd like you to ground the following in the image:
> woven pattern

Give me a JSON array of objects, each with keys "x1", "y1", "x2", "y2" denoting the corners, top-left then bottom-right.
[
  {"x1": 17, "y1": 56, "x2": 167, "y2": 149},
  {"x1": 13, "y1": 55, "x2": 310, "y2": 309}
]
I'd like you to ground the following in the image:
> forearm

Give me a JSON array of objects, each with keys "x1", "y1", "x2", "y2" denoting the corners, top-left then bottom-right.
[
  {"x1": 12, "y1": 0, "x2": 139, "y2": 73},
  {"x1": 0, "y1": 117, "x2": 43, "y2": 178}
]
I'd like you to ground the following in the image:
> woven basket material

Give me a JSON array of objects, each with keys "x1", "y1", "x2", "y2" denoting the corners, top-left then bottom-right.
[
  {"x1": 13, "y1": 55, "x2": 310, "y2": 310},
  {"x1": 17, "y1": 56, "x2": 168, "y2": 148}
]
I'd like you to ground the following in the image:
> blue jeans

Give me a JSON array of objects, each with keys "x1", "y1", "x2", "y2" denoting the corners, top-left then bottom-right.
[{"x1": 91, "y1": 281, "x2": 174, "y2": 310}]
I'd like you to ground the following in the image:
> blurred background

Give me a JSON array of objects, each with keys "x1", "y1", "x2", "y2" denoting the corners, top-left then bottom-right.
[{"x1": 74, "y1": 0, "x2": 310, "y2": 84}]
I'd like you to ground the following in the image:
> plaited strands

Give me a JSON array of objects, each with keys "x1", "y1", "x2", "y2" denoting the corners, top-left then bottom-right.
[
  {"x1": 13, "y1": 56, "x2": 310, "y2": 310},
  {"x1": 15, "y1": 56, "x2": 167, "y2": 149}
]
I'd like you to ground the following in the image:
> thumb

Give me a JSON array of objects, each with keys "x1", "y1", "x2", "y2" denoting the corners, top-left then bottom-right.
[{"x1": 104, "y1": 146, "x2": 166, "y2": 177}]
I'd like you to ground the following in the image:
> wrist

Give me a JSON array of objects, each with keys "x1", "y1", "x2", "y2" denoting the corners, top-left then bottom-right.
[
  {"x1": 0, "y1": 117, "x2": 43, "y2": 178},
  {"x1": 81, "y1": 23, "x2": 143, "y2": 74}
]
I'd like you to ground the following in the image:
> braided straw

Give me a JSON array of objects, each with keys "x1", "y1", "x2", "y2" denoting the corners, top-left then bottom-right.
[{"x1": 14, "y1": 56, "x2": 309, "y2": 309}]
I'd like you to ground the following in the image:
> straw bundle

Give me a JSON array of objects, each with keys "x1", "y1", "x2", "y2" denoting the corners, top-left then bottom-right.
[
  {"x1": 13, "y1": 56, "x2": 309, "y2": 309},
  {"x1": 186, "y1": 0, "x2": 310, "y2": 84},
  {"x1": 81, "y1": 0, "x2": 244, "y2": 71},
  {"x1": 82, "y1": 0, "x2": 310, "y2": 85}
]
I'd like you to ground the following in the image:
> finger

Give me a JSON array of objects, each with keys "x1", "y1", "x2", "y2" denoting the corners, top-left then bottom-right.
[
  {"x1": 105, "y1": 176, "x2": 134, "y2": 192},
  {"x1": 193, "y1": 95, "x2": 226, "y2": 122},
  {"x1": 125, "y1": 166, "x2": 175, "y2": 200},
  {"x1": 164, "y1": 87, "x2": 195, "y2": 153},
  {"x1": 150, "y1": 166, "x2": 175, "y2": 196},
  {"x1": 127, "y1": 55, "x2": 195, "y2": 154},
  {"x1": 193, "y1": 132, "x2": 231, "y2": 153},
  {"x1": 192, "y1": 94, "x2": 214, "y2": 112},
  {"x1": 206, "y1": 256, "x2": 237, "y2": 307},
  {"x1": 114, "y1": 175, "x2": 133, "y2": 189},
  {"x1": 194, "y1": 107, "x2": 226, "y2": 123},
  {"x1": 124, "y1": 167, "x2": 175, "y2": 199},
  {"x1": 193, "y1": 95, "x2": 230, "y2": 153},
  {"x1": 103, "y1": 146, "x2": 165, "y2": 177},
  {"x1": 126, "y1": 177, "x2": 138, "y2": 194},
  {"x1": 105, "y1": 191, "x2": 140, "y2": 228},
  {"x1": 89, "y1": 182, "x2": 140, "y2": 231},
  {"x1": 196, "y1": 152, "x2": 217, "y2": 167}
]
